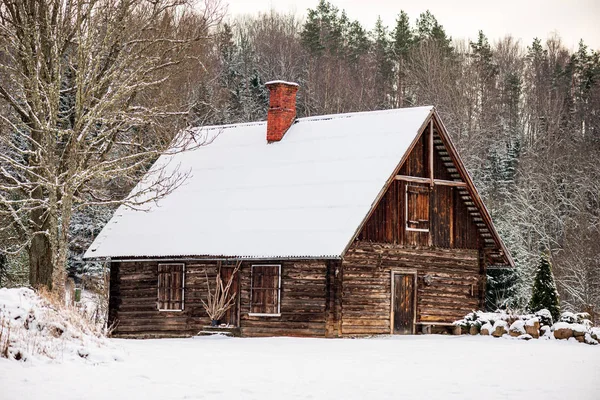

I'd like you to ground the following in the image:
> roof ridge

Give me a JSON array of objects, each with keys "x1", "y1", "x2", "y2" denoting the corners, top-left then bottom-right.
[
  {"x1": 297, "y1": 106, "x2": 434, "y2": 124},
  {"x1": 191, "y1": 106, "x2": 434, "y2": 132}
]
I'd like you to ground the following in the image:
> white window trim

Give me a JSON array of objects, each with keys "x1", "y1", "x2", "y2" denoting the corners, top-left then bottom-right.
[
  {"x1": 248, "y1": 264, "x2": 281, "y2": 317},
  {"x1": 157, "y1": 263, "x2": 185, "y2": 312},
  {"x1": 405, "y1": 184, "x2": 430, "y2": 233}
]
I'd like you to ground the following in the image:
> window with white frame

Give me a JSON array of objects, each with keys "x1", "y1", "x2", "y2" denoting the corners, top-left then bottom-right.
[
  {"x1": 250, "y1": 265, "x2": 281, "y2": 315},
  {"x1": 405, "y1": 184, "x2": 430, "y2": 232},
  {"x1": 157, "y1": 263, "x2": 185, "y2": 311}
]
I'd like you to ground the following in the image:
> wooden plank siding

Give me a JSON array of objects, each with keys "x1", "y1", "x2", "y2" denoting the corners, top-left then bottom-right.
[
  {"x1": 341, "y1": 243, "x2": 481, "y2": 335},
  {"x1": 358, "y1": 181, "x2": 479, "y2": 249},
  {"x1": 398, "y1": 127, "x2": 429, "y2": 178},
  {"x1": 108, "y1": 260, "x2": 330, "y2": 338}
]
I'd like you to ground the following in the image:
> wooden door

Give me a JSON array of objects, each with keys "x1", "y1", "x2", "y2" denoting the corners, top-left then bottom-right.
[
  {"x1": 393, "y1": 273, "x2": 416, "y2": 334},
  {"x1": 220, "y1": 267, "x2": 240, "y2": 327}
]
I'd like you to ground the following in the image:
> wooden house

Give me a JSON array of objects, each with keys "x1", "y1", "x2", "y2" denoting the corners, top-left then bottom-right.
[{"x1": 85, "y1": 81, "x2": 513, "y2": 337}]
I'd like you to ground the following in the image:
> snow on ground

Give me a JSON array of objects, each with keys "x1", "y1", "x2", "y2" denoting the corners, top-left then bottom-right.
[
  {"x1": 1, "y1": 335, "x2": 599, "y2": 400},
  {"x1": 0, "y1": 288, "x2": 120, "y2": 363}
]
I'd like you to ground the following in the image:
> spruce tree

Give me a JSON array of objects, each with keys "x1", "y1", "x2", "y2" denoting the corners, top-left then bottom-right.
[
  {"x1": 392, "y1": 10, "x2": 412, "y2": 107},
  {"x1": 529, "y1": 254, "x2": 561, "y2": 321}
]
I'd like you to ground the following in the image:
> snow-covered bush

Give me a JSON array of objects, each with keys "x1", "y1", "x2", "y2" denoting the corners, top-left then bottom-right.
[
  {"x1": 0, "y1": 287, "x2": 121, "y2": 363},
  {"x1": 535, "y1": 309, "x2": 553, "y2": 326},
  {"x1": 559, "y1": 311, "x2": 577, "y2": 324}
]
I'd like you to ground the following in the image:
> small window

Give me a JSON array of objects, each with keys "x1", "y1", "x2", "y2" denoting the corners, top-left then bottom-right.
[
  {"x1": 405, "y1": 184, "x2": 430, "y2": 232},
  {"x1": 157, "y1": 263, "x2": 185, "y2": 311},
  {"x1": 250, "y1": 265, "x2": 281, "y2": 316}
]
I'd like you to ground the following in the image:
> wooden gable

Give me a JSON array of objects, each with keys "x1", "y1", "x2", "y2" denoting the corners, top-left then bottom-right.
[{"x1": 354, "y1": 112, "x2": 512, "y2": 267}]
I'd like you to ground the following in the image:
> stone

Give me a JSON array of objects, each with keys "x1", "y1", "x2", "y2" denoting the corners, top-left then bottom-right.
[
  {"x1": 492, "y1": 320, "x2": 508, "y2": 337},
  {"x1": 469, "y1": 325, "x2": 480, "y2": 335},
  {"x1": 509, "y1": 320, "x2": 526, "y2": 337},
  {"x1": 480, "y1": 323, "x2": 492, "y2": 336},
  {"x1": 553, "y1": 323, "x2": 574, "y2": 340},
  {"x1": 518, "y1": 334, "x2": 533, "y2": 341},
  {"x1": 572, "y1": 326, "x2": 586, "y2": 337},
  {"x1": 525, "y1": 318, "x2": 540, "y2": 339}
]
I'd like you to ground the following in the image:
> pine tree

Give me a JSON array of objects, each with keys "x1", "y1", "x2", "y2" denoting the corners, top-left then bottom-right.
[
  {"x1": 414, "y1": 10, "x2": 452, "y2": 56},
  {"x1": 529, "y1": 253, "x2": 561, "y2": 320},
  {"x1": 346, "y1": 20, "x2": 369, "y2": 63},
  {"x1": 392, "y1": 10, "x2": 412, "y2": 107},
  {"x1": 372, "y1": 16, "x2": 394, "y2": 108}
]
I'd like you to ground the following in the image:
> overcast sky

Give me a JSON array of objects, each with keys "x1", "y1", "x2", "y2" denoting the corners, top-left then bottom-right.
[{"x1": 222, "y1": 0, "x2": 600, "y2": 51}]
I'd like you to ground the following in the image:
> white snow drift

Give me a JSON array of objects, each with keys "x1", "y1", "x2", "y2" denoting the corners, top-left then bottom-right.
[{"x1": 0, "y1": 288, "x2": 120, "y2": 363}]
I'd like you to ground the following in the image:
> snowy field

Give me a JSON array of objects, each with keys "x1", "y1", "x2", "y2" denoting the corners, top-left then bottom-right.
[{"x1": 1, "y1": 335, "x2": 599, "y2": 400}]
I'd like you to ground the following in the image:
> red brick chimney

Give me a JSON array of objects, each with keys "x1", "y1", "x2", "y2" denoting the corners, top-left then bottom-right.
[{"x1": 265, "y1": 80, "x2": 299, "y2": 142}]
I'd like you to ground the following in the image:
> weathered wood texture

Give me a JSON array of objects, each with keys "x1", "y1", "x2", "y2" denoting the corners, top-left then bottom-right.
[
  {"x1": 393, "y1": 273, "x2": 415, "y2": 334},
  {"x1": 358, "y1": 180, "x2": 479, "y2": 249},
  {"x1": 219, "y1": 265, "x2": 240, "y2": 326},
  {"x1": 157, "y1": 263, "x2": 184, "y2": 310},
  {"x1": 109, "y1": 260, "x2": 329, "y2": 338},
  {"x1": 358, "y1": 121, "x2": 481, "y2": 250},
  {"x1": 399, "y1": 128, "x2": 429, "y2": 177},
  {"x1": 240, "y1": 261, "x2": 327, "y2": 337},
  {"x1": 341, "y1": 242, "x2": 481, "y2": 335}
]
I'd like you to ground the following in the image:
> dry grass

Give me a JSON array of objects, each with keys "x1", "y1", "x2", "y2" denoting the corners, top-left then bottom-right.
[
  {"x1": 37, "y1": 286, "x2": 108, "y2": 337},
  {"x1": 0, "y1": 314, "x2": 10, "y2": 358},
  {"x1": 1, "y1": 287, "x2": 112, "y2": 362}
]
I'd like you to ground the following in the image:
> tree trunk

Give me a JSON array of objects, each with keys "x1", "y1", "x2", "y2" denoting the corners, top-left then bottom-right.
[{"x1": 28, "y1": 231, "x2": 53, "y2": 289}]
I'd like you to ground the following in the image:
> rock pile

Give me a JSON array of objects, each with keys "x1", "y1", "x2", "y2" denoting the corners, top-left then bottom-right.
[{"x1": 454, "y1": 310, "x2": 598, "y2": 345}]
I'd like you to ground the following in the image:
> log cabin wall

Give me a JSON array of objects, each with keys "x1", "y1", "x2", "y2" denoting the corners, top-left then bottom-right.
[
  {"x1": 341, "y1": 242, "x2": 481, "y2": 335},
  {"x1": 108, "y1": 259, "x2": 330, "y2": 338}
]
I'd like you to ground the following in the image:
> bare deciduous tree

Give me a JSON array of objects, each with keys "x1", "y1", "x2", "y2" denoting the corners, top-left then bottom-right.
[{"x1": 0, "y1": 0, "x2": 224, "y2": 296}]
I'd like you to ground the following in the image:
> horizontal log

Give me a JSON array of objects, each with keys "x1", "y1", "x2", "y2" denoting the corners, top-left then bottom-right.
[
  {"x1": 341, "y1": 326, "x2": 388, "y2": 335},
  {"x1": 342, "y1": 315, "x2": 390, "y2": 329},
  {"x1": 240, "y1": 328, "x2": 326, "y2": 337}
]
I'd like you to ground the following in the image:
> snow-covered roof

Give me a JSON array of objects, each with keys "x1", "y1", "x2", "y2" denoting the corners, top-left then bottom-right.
[{"x1": 85, "y1": 106, "x2": 434, "y2": 259}]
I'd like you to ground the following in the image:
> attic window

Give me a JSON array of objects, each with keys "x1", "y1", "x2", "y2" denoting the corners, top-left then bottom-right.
[
  {"x1": 405, "y1": 184, "x2": 430, "y2": 232},
  {"x1": 249, "y1": 265, "x2": 281, "y2": 316},
  {"x1": 157, "y1": 263, "x2": 185, "y2": 311}
]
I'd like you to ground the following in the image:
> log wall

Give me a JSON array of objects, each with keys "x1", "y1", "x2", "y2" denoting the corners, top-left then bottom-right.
[
  {"x1": 109, "y1": 248, "x2": 482, "y2": 338},
  {"x1": 108, "y1": 260, "x2": 330, "y2": 338},
  {"x1": 341, "y1": 242, "x2": 482, "y2": 335}
]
